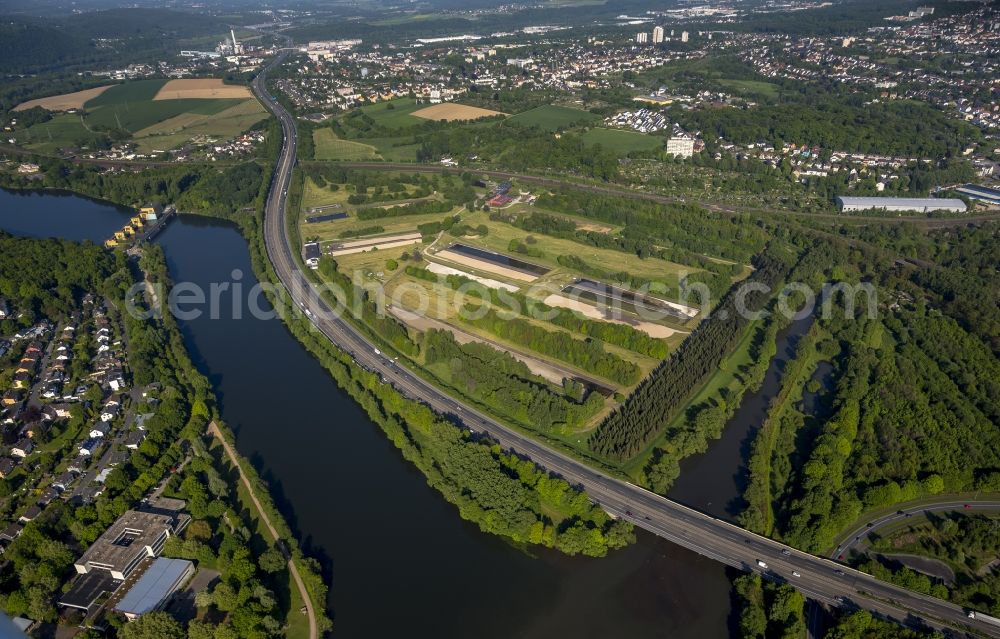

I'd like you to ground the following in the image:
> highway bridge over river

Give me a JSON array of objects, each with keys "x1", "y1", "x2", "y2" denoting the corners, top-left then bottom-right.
[{"x1": 251, "y1": 52, "x2": 999, "y2": 638}]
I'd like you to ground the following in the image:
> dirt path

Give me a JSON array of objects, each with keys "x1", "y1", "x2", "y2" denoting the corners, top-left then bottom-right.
[{"x1": 207, "y1": 421, "x2": 318, "y2": 639}]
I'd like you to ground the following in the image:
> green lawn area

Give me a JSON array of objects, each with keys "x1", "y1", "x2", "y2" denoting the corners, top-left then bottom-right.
[
  {"x1": 365, "y1": 136, "x2": 420, "y2": 162},
  {"x1": 22, "y1": 113, "x2": 93, "y2": 152},
  {"x1": 85, "y1": 98, "x2": 244, "y2": 133},
  {"x1": 716, "y1": 79, "x2": 781, "y2": 99},
  {"x1": 580, "y1": 128, "x2": 663, "y2": 153},
  {"x1": 507, "y1": 105, "x2": 601, "y2": 131},
  {"x1": 313, "y1": 128, "x2": 380, "y2": 161},
  {"x1": 357, "y1": 98, "x2": 425, "y2": 129}
]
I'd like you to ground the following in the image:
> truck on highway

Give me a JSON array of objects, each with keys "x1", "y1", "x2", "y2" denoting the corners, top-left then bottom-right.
[{"x1": 968, "y1": 611, "x2": 1000, "y2": 627}]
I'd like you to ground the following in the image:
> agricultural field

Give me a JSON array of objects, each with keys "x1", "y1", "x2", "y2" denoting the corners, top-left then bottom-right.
[
  {"x1": 19, "y1": 113, "x2": 94, "y2": 153},
  {"x1": 153, "y1": 78, "x2": 253, "y2": 100},
  {"x1": 14, "y1": 78, "x2": 265, "y2": 154},
  {"x1": 85, "y1": 97, "x2": 245, "y2": 133},
  {"x1": 411, "y1": 102, "x2": 505, "y2": 122},
  {"x1": 13, "y1": 85, "x2": 112, "y2": 111},
  {"x1": 313, "y1": 128, "x2": 380, "y2": 161},
  {"x1": 580, "y1": 127, "x2": 664, "y2": 153},
  {"x1": 507, "y1": 104, "x2": 601, "y2": 131},
  {"x1": 715, "y1": 79, "x2": 781, "y2": 99},
  {"x1": 364, "y1": 136, "x2": 420, "y2": 162},
  {"x1": 132, "y1": 99, "x2": 268, "y2": 154}
]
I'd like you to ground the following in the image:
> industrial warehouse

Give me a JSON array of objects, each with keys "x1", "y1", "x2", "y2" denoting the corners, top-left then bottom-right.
[
  {"x1": 955, "y1": 183, "x2": 1000, "y2": 206},
  {"x1": 835, "y1": 196, "x2": 968, "y2": 214}
]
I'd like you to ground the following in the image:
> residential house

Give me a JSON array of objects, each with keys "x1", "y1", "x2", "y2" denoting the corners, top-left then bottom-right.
[
  {"x1": 18, "y1": 505, "x2": 41, "y2": 524},
  {"x1": 2, "y1": 404, "x2": 22, "y2": 425},
  {"x1": 0, "y1": 523, "x2": 24, "y2": 543},
  {"x1": 12, "y1": 371, "x2": 32, "y2": 389},
  {"x1": 89, "y1": 422, "x2": 111, "y2": 439},
  {"x1": 52, "y1": 470, "x2": 77, "y2": 492},
  {"x1": 78, "y1": 438, "x2": 102, "y2": 457},
  {"x1": 23, "y1": 421, "x2": 49, "y2": 439},
  {"x1": 125, "y1": 430, "x2": 147, "y2": 450},
  {"x1": 1, "y1": 390, "x2": 21, "y2": 407},
  {"x1": 10, "y1": 438, "x2": 34, "y2": 458},
  {"x1": 100, "y1": 398, "x2": 120, "y2": 423},
  {"x1": 44, "y1": 404, "x2": 73, "y2": 420},
  {"x1": 0, "y1": 458, "x2": 16, "y2": 478},
  {"x1": 107, "y1": 369, "x2": 126, "y2": 392}
]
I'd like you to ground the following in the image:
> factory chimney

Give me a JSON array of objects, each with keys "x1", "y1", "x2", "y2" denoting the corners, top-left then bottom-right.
[{"x1": 231, "y1": 29, "x2": 238, "y2": 51}]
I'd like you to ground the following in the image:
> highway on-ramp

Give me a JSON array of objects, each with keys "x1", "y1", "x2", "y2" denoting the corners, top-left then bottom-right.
[
  {"x1": 835, "y1": 501, "x2": 1000, "y2": 559},
  {"x1": 251, "y1": 54, "x2": 1000, "y2": 638}
]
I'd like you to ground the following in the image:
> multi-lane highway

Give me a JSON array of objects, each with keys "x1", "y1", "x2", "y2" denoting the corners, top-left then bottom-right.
[{"x1": 251, "y1": 54, "x2": 1000, "y2": 638}]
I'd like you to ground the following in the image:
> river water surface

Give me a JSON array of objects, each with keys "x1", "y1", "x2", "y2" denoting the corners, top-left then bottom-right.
[{"x1": 0, "y1": 189, "x2": 738, "y2": 638}]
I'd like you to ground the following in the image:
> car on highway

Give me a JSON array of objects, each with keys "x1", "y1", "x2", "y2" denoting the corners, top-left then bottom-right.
[
  {"x1": 782, "y1": 549, "x2": 791, "y2": 556},
  {"x1": 757, "y1": 560, "x2": 768, "y2": 569},
  {"x1": 792, "y1": 571, "x2": 801, "y2": 578},
  {"x1": 835, "y1": 570, "x2": 846, "y2": 577}
]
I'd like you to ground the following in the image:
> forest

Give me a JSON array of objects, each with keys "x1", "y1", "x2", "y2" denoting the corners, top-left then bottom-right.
[
  {"x1": 0, "y1": 9, "x2": 229, "y2": 76},
  {"x1": 0, "y1": 157, "x2": 273, "y2": 221},
  {"x1": 674, "y1": 98, "x2": 981, "y2": 159},
  {"x1": 727, "y1": 219, "x2": 1000, "y2": 622},
  {"x1": 589, "y1": 246, "x2": 793, "y2": 461},
  {"x1": 0, "y1": 233, "x2": 116, "y2": 328}
]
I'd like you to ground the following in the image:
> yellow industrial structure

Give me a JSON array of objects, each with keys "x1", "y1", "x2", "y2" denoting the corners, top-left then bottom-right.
[{"x1": 104, "y1": 204, "x2": 172, "y2": 250}]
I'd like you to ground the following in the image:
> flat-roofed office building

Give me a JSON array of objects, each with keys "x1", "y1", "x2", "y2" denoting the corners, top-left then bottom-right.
[{"x1": 74, "y1": 509, "x2": 189, "y2": 581}]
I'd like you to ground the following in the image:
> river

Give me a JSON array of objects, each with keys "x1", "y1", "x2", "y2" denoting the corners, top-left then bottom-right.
[
  {"x1": 0, "y1": 188, "x2": 737, "y2": 638},
  {"x1": 668, "y1": 315, "x2": 815, "y2": 521}
]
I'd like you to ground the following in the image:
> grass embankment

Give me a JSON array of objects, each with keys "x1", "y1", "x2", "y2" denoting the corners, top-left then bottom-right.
[
  {"x1": 313, "y1": 128, "x2": 380, "y2": 161},
  {"x1": 580, "y1": 128, "x2": 664, "y2": 153},
  {"x1": 741, "y1": 323, "x2": 828, "y2": 536}
]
